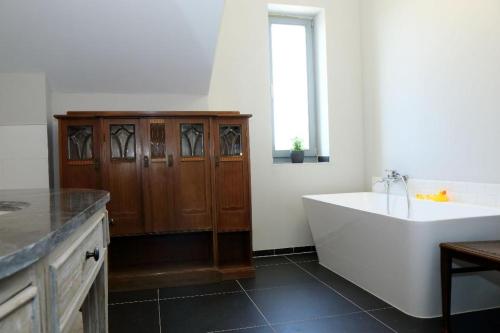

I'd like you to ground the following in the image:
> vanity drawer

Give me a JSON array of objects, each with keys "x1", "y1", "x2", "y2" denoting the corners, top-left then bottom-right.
[
  {"x1": 0, "y1": 286, "x2": 40, "y2": 333},
  {"x1": 49, "y1": 213, "x2": 105, "y2": 332}
]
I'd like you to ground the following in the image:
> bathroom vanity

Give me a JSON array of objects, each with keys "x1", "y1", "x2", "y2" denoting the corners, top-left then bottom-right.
[{"x1": 0, "y1": 189, "x2": 110, "y2": 332}]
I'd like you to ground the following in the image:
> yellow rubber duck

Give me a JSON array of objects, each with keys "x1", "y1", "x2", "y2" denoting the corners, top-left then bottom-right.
[{"x1": 416, "y1": 190, "x2": 448, "y2": 202}]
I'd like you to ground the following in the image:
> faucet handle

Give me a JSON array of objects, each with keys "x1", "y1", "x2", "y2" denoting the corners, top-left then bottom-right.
[{"x1": 384, "y1": 169, "x2": 397, "y2": 178}]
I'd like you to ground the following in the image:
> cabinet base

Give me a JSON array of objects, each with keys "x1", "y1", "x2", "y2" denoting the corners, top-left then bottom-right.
[{"x1": 109, "y1": 263, "x2": 255, "y2": 292}]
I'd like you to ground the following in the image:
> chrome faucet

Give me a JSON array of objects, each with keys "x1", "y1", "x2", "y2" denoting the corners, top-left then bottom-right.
[{"x1": 375, "y1": 170, "x2": 410, "y2": 218}]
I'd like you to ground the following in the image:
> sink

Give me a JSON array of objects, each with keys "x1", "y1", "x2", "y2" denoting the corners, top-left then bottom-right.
[{"x1": 0, "y1": 201, "x2": 29, "y2": 213}]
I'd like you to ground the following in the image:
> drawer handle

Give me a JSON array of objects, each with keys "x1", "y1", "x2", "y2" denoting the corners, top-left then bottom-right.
[{"x1": 85, "y1": 248, "x2": 100, "y2": 262}]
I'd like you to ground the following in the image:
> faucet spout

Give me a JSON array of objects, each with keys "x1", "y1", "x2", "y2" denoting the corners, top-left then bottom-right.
[{"x1": 378, "y1": 170, "x2": 410, "y2": 219}]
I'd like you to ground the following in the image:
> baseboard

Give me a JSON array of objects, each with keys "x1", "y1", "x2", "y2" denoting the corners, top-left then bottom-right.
[{"x1": 253, "y1": 246, "x2": 316, "y2": 257}]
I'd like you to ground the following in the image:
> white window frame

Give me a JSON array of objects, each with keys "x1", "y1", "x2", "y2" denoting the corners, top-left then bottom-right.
[{"x1": 269, "y1": 15, "x2": 317, "y2": 158}]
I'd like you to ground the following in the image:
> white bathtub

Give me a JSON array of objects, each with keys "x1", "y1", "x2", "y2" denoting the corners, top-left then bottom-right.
[{"x1": 303, "y1": 192, "x2": 500, "y2": 318}]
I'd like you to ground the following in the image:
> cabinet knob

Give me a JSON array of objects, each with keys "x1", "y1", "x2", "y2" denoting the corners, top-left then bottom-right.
[
  {"x1": 143, "y1": 156, "x2": 150, "y2": 168},
  {"x1": 85, "y1": 247, "x2": 100, "y2": 262},
  {"x1": 109, "y1": 218, "x2": 115, "y2": 226}
]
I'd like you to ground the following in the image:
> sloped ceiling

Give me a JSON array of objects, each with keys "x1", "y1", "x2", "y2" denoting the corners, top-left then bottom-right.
[{"x1": 0, "y1": 0, "x2": 224, "y2": 94}]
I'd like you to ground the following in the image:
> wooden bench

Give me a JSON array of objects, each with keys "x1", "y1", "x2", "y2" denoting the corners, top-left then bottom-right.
[{"x1": 440, "y1": 241, "x2": 500, "y2": 333}]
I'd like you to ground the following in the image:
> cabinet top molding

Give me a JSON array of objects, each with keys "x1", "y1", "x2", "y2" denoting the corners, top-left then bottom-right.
[{"x1": 54, "y1": 111, "x2": 252, "y2": 119}]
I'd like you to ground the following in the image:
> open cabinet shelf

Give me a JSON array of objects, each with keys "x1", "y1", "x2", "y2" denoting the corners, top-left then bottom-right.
[
  {"x1": 109, "y1": 232, "x2": 215, "y2": 291},
  {"x1": 217, "y1": 231, "x2": 252, "y2": 268}
]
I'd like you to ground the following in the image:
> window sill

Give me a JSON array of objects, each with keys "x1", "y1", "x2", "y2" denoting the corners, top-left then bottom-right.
[{"x1": 273, "y1": 156, "x2": 330, "y2": 164}]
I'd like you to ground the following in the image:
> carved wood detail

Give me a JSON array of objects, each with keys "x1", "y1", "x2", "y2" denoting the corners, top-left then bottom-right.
[{"x1": 56, "y1": 112, "x2": 254, "y2": 290}]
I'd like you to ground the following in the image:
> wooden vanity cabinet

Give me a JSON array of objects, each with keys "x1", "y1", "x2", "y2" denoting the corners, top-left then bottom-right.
[{"x1": 55, "y1": 111, "x2": 254, "y2": 289}]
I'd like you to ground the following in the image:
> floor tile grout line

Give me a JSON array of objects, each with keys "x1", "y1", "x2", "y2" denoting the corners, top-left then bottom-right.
[
  {"x1": 109, "y1": 298, "x2": 158, "y2": 306},
  {"x1": 254, "y1": 262, "x2": 293, "y2": 268},
  {"x1": 365, "y1": 306, "x2": 395, "y2": 313},
  {"x1": 283, "y1": 256, "x2": 398, "y2": 333},
  {"x1": 269, "y1": 310, "x2": 366, "y2": 326},
  {"x1": 157, "y1": 289, "x2": 162, "y2": 333},
  {"x1": 206, "y1": 323, "x2": 273, "y2": 333},
  {"x1": 288, "y1": 257, "x2": 397, "y2": 333},
  {"x1": 207, "y1": 308, "x2": 390, "y2": 332},
  {"x1": 236, "y1": 279, "x2": 277, "y2": 333},
  {"x1": 255, "y1": 259, "x2": 318, "y2": 268},
  {"x1": 110, "y1": 291, "x2": 242, "y2": 304},
  {"x1": 159, "y1": 290, "x2": 243, "y2": 301},
  {"x1": 244, "y1": 281, "x2": 326, "y2": 293}
]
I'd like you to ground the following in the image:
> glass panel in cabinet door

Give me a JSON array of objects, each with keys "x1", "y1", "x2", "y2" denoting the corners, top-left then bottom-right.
[
  {"x1": 110, "y1": 124, "x2": 136, "y2": 160},
  {"x1": 150, "y1": 123, "x2": 166, "y2": 160},
  {"x1": 219, "y1": 125, "x2": 242, "y2": 156},
  {"x1": 67, "y1": 125, "x2": 93, "y2": 160},
  {"x1": 180, "y1": 124, "x2": 204, "y2": 157}
]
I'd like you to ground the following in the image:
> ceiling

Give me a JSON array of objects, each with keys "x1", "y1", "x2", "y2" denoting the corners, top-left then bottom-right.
[{"x1": 0, "y1": 0, "x2": 224, "y2": 94}]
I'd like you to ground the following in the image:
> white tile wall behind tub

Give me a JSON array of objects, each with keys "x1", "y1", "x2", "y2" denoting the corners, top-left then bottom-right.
[
  {"x1": 0, "y1": 125, "x2": 49, "y2": 189},
  {"x1": 372, "y1": 177, "x2": 500, "y2": 208}
]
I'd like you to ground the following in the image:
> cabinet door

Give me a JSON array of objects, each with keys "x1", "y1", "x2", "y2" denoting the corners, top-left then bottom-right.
[
  {"x1": 170, "y1": 119, "x2": 212, "y2": 231},
  {"x1": 214, "y1": 119, "x2": 251, "y2": 231},
  {"x1": 102, "y1": 119, "x2": 144, "y2": 235},
  {"x1": 141, "y1": 119, "x2": 174, "y2": 233},
  {"x1": 59, "y1": 119, "x2": 101, "y2": 189}
]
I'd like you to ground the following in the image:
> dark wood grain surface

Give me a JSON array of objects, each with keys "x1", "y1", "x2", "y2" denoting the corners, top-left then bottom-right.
[{"x1": 56, "y1": 111, "x2": 254, "y2": 290}]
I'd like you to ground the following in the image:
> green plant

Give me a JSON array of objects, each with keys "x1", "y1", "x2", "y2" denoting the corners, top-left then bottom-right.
[{"x1": 291, "y1": 137, "x2": 304, "y2": 151}]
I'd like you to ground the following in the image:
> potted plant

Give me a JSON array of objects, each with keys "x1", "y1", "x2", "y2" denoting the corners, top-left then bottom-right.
[{"x1": 291, "y1": 137, "x2": 305, "y2": 163}]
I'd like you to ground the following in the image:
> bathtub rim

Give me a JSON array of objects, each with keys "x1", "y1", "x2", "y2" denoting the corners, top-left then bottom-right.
[{"x1": 302, "y1": 192, "x2": 500, "y2": 223}]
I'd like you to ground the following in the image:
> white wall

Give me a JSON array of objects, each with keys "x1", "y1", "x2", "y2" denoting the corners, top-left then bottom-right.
[
  {"x1": 46, "y1": 0, "x2": 365, "y2": 251},
  {"x1": 49, "y1": 92, "x2": 209, "y2": 188},
  {"x1": 361, "y1": 0, "x2": 500, "y2": 185},
  {"x1": 0, "y1": 73, "x2": 49, "y2": 189},
  {"x1": 0, "y1": 73, "x2": 47, "y2": 125},
  {"x1": 209, "y1": 0, "x2": 365, "y2": 250}
]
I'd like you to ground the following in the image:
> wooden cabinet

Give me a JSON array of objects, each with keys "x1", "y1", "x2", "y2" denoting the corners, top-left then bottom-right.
[
  {"x1": 58, "y1": 119, "x2": 101, "y2": 189},
  {"x1": 102, "y1": 119, "x2": 144, "y2": 235},
  {"x1": 214, "y1": 118, "x2": 251, "y2": 232},
  {"x1": 170, "y1": 118, "x2": 212, "y2": 231},
  {"x1": 59, "y1": 117, "x2": 144, "y2": 235},
  {"x1": 55, "y1": 111, "x2": 254, "y2": 289},
  {"x1": 140, "y1": 119, "x2": 174, "y2": 233}
]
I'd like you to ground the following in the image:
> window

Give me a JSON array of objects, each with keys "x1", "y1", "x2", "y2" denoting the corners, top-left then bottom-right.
[{"x1": 269, "y1": 16, "x2": 317, "y2": 158}]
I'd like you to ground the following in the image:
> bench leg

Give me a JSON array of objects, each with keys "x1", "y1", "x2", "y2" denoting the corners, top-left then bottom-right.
[{"x1": 441, "y1": 248, "x2": 452, "y2": 333}]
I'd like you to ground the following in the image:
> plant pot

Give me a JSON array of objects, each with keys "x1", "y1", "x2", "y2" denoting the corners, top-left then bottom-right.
[{"x1": 291, "y1": 151, "x2": 305, "y2": 163}]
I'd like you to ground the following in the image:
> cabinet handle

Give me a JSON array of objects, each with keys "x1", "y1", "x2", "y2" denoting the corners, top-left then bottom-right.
[
  {"x1": 167, "y1": 154, "x2": 173, "y2": 167},
  {"x1": 85, "y1": 247, "x2": 100, "y2": 262},
  {"x1": 215, "y1": 156, "x2": 220, "y2": 167},
  {"x1": 109, "y1": 218, "x2": 115, "y2": 226},
  {"x1": 94, "y1": 159, "x2": 100, "y2": 170},
  {"x1": 144, "y1": 155, "x2": 150, "y2": 168}
]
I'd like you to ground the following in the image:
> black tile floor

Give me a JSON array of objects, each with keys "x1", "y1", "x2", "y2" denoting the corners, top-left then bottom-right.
[{"x1": 109, "y1": 253, "x2": 500, "y2": 333}]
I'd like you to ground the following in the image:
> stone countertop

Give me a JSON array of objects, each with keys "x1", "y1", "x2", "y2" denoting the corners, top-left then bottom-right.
[{"x1": 0, "y1": 189, "x2": 110, "y2": 280}]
